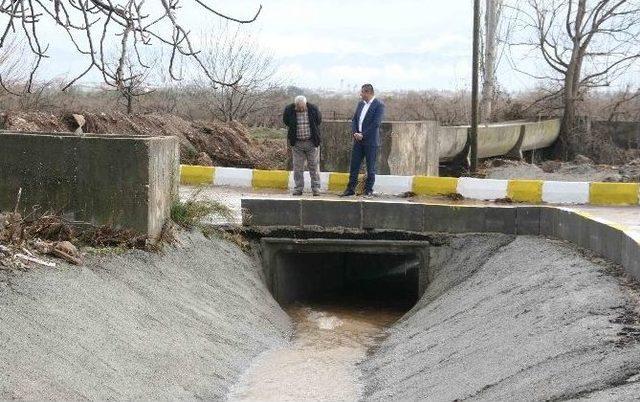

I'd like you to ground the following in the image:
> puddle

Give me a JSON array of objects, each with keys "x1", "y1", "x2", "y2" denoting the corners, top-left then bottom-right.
[{"x1": 227, "y1": 303, "x2": 403, "y2": 401}]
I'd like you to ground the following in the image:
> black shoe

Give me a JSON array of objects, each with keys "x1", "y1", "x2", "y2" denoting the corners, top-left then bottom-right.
[
  {"x1": 312, "y1": 190, "x2": 321, "y2": 196},
  {"x1": 363, "y1": 190, "x2": 374, "y2": 198},
  {"x1": 339, "y1": 189, "x2": 355, "y2": 197},
  {"x1": 292, "y1": 190, "x2": 303, "y2": 196}
]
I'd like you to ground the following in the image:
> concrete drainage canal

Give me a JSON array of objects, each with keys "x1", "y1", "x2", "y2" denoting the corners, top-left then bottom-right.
[
  {"x1": 228, "y1": 237, "x2": 430, "y2": 401},
  {"x1": 227, "y1": 230, "x2": 640, "y2": 401},
  {"x1": 2, "y1": 229, "x2": 640, "y2": 400}
]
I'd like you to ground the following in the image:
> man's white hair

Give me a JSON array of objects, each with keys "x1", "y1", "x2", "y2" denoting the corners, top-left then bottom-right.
[{"x1": 294, "y1": 95, "x2": 307, "y2": 104}]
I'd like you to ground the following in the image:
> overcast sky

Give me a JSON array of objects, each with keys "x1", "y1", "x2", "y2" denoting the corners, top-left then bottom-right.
[
  {"x1": 215, "y1": 0, "x2": 481, "y2": 91},
  {"x1": 26, "y1": 0, "x2": 594, "y2": 91}
]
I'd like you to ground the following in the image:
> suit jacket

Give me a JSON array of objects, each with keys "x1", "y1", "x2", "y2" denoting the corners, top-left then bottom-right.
[
  {"x1": 351, "y1": 98, "x2": 385, "y2": 146},
  {"x1": 282, "y1": 103, "x2": 322, "y2": 147}
]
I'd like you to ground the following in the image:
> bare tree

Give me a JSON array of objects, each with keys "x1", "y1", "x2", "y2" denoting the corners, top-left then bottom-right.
[
  {"x1": 0, "y1": 35, "x2": 26, "y2": 92},
  {"x1": 198, "y1": 22, "x2": 279, "y2": 122},
  {"x1": 0, "y1": 1, "x2": 262, "y2": 93},
  {"x1": 507, "y1": 0, "x2": 640, "y2": 157},
  {"x1": 104, "y1": 52, "x2": 156, "y2": 114}
]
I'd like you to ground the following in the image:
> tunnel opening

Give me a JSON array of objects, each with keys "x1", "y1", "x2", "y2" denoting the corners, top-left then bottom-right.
[{"x1": 260, "y1": 238, "x2": 430, "y2": 310}]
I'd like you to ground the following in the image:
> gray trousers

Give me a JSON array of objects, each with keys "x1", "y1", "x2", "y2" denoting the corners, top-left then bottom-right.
[{"x1": 292, "y1": 139, "x2": 320, "y2": 192}]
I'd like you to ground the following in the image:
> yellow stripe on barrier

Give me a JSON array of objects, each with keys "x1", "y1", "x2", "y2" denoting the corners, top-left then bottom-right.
[
  {"x1": 589, "y1": 182, "x2": 640, "y2": 205},
  {"x1": 180, "y1": 165, "x2": 215, "y2": 185},
  {"x1": 252, "y1": 169, "x2": 290, "y2": 190},
  {"x1": 327, "y1": 172, "x2": 366, "y2": 192},
  {"x1": 328, "y1": 172, "x2": 349, "y2": 192},
  {"x1": 507, "y1": 180, "x2": 543, "y2": 203},
  {"x1": 412, "y1": 176, "x2": 458, "y2": 196}
]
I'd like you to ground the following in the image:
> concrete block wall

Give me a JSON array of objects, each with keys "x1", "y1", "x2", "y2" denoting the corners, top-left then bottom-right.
[
  {"x1": 0, "y1": 132, "x2": 179, "y2": 238},
  {"x1": 241, "y1": 198, "x2": 640, "y2": 282}
]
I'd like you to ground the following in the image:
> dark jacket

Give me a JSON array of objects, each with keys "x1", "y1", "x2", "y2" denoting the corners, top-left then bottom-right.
[
  {"x1": 283, "y1": 103, "x2": 322, "y2": 147},
  {"x1": 351, "y1": 98, "x2": 385, "y2": 146}
]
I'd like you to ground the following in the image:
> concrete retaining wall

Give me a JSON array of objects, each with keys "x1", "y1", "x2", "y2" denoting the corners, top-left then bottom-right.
[
  {"x1": 181, "y1": 165, "x2": 640, "y2": 206},
  {"x1": 321, "y1": 120, "x2": 439, "y2": 176},
  {"x1": 241, "y1": 198, "x2": 640, "y2": 282},
  {"x1": 0, "y1": 132, "x2": 179, "y2": 238}
]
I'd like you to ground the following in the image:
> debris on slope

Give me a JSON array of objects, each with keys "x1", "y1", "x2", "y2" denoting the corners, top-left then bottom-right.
[{"x1": 0, "y1": 211, "x2": 149, "y2": 270}]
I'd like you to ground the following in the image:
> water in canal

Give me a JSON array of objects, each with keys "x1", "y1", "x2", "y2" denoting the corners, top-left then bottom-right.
[{"x1": 227, "y1": 302, "x2": 405, "y2": 401}]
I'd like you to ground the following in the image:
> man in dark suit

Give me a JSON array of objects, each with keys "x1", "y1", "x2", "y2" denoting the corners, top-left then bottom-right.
[{"x1": 341, "y1": 83, "x2": 385, "y2": 197}]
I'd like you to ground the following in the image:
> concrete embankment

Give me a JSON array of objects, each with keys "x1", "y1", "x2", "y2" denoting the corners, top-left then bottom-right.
[
  {"x1": 0, "y1": 234, "x2": 290, "y2": 400},
  {"x1": 362, "y1": 235, "x2": 640, "y2": 400}
]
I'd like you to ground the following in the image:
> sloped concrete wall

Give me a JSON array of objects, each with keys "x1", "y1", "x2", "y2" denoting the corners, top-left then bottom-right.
[
  {"x1": 439, "y1": 119, "x2": 561, "y2": 161},
  {"x1": 0, "y1": 132, "x2": 178, "y2": 238}
]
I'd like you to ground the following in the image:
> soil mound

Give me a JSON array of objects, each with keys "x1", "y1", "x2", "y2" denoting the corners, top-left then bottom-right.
[{"x1": 0, "y1": 111, "x2": 280, "y2": 169}]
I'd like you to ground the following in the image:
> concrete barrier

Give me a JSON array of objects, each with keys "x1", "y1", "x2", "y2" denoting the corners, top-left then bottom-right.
[
  {"x1": 521, "y1": 119, "x2": 561, "y2": 151},
  {"x1": 1, "y1": 132, "x2": 179, "y2": 238},
  {"x1": 181, "y1": 164, "x2": 640, "y2": 206},
  {"x1": 241, "y1": 198, "x2": 640, "y2": 281},
  {"x1": 321, "y1": 120, "x2": 439, "y2": 176},
  {"x1": 438, "y1": 126, "x2": 469, "y2": 161},
  {"x1": 457, "y1": 177, "x2": 508, "y2": 200},
  {"x1": 282, "y1": 118, "x2": 561, "y2": 177},
  {"x1": 439, "y1": 119, "x2": 561, "y2": 162}
]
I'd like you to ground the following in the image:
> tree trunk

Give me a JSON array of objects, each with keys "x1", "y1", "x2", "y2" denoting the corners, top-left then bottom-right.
[
  {"x1": 126, "y1": 94, "x2": 133, "y2": 115},
  {"x1": 481, "y1": 0, "x2": 500, "y2": 122}
]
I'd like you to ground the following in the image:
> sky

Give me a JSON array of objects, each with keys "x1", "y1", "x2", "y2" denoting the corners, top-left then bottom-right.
[
  {"x1": 213, "y1": 0, "x2": 481, "y2": 91},
  {"x1": 5, "y1": 0, "x2": 587, "y2": 92}
]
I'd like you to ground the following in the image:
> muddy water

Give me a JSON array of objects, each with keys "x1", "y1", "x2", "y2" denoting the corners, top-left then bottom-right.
[{"x1": 227, "y1": 303, "x2": 404, "y2": 402}]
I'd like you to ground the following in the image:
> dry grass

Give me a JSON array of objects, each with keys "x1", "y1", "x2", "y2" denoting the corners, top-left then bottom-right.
[{"x1": 171, "y1": 189, "x2": 233, "y2": 229}]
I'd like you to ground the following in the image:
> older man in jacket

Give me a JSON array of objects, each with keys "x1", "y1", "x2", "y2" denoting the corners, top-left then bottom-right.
[
  {"x1": 283, "y1": 95, "x2": 322, "y2": 196},
  {"x1": 341, "y1": 83, "x2": 385, "y2": 197}
]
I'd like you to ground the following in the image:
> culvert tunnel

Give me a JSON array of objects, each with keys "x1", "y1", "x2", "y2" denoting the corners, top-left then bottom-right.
[{"x1": 260, "y1": 238, "x2": 430, "y2": 309}]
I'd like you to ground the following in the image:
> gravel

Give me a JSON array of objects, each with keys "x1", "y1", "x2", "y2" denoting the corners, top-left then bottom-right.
[
  {"x1": 483, "y1": 158, "x2": 640, "y2": 182},
  {"x1": 361, "y1": 235, "x2": 640, "y2": 401},
  {"x1": 0, "y1": 233, "x2": 291, "y2": 400}
]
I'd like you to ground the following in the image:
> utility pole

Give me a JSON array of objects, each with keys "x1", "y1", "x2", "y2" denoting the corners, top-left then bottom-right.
[{"x1": 470, "y1": 0, "x2": 481, "y2": 173}]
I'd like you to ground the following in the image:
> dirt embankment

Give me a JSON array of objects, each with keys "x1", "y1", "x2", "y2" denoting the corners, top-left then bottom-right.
[{"x1": 0, "y1": 111, "x2": 287, "y2": 169}]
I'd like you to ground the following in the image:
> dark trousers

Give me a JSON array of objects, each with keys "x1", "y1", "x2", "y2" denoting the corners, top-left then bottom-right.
[{"x1": 347, "y1": 141, "x2": 378, "y2": 193}]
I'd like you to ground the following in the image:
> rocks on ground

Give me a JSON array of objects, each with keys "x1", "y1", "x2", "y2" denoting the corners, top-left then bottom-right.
[{"x1": 484, "y1": 155, "x2": 640, "y2": 182}]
